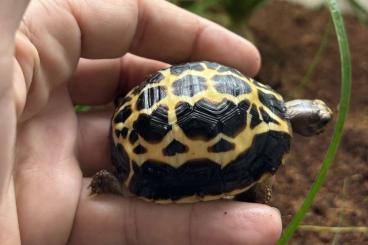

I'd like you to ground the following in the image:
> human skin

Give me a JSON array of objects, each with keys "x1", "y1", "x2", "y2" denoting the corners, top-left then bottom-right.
[{"x1": 0, "y1": 0, "x2": 282, "y2": 244}]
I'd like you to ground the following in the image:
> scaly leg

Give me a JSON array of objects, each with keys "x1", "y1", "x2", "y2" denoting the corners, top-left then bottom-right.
[
  {"x1": 235, "y1": 176, "x2": 274, "y2": 204},
  {"x1": 90, "y1": 170, "x2": 123, "y2": 195}
]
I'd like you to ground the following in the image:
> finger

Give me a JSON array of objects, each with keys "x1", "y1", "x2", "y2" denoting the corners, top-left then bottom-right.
[
  {"x1": 1, "y1": 24, "x2": 25, "y2": 245},
  {"x1": 0, "y1": 0, "x2": 29, "y2": 35},
  {"x1": 69, "y1": 54, "x2": 169, "y2": 105},
  {"x1": 66, "y1": 0, "x2": 260, "y2": 75},
  {"x1": 1, "y1": 1, "x2": 32, "y2": 243},
  {"x1": 15, "y1": 87, "x2": 82, "y2": 244},
  {"x1": 126, "y1": 0, "x2": 261, "y2": 76},
  {"x1": 77, "y1": 110, "x2": 112, "y2": 177},
  {"x1": 18, "y1": 0, "x2": 260, "y2": 119},
  {"x1": 69, "y1": 180, "x2": 281, "y2": 245}
]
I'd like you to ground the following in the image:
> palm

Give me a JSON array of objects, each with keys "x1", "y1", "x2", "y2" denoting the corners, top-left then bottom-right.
[
  {"x1": 1, "y1": 0, "x2": 281, "y2": 244},
  {"x1": 16, "y1": 87, "x2": 81, "y2": 244}
]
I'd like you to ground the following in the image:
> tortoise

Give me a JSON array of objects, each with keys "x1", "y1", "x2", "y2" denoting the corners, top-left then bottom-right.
[{"x1": 90, "y1": 61, "x2": 332, "y2": 204}]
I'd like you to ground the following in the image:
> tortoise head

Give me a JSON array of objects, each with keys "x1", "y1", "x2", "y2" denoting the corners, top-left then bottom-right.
[{"x1": 285, "y1": 99, "x2": 332, "y2": 137}]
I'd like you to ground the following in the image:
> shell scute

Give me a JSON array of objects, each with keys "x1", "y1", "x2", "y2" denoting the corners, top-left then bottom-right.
[{"x1": 110, "y1": 61, "x2": 291, "y2": 202}]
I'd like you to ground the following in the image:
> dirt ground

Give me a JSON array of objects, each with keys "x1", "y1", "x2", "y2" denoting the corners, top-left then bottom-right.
[{"x1": 246, "y1": 1, "x2": 368, "y2": 244}]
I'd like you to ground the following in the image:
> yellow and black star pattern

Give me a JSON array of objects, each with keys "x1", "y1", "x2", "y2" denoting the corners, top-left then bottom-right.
[{"x1": 111, "y1": 61, "x2": 291, "y2": 203}]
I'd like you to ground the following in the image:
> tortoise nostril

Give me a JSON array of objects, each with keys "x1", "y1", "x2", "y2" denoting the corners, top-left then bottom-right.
[{"x1": 319, "y1": 117, "x2": 331, "y2": 127}]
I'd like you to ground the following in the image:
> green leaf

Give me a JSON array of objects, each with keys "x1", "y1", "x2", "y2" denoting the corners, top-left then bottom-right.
[
  {"x1": 74, "y1": 105, "x2": 91, "y2": 112},
  {"x1": 348, "y1": 0, "x2": 368, "y2": 25},
  {"x1": 278, "y1": 0, "x2": 352, "y2": 243}
]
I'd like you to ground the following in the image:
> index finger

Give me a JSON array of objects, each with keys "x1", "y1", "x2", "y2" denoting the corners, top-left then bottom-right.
[
  {"x1": 17, "y1": 0, "x2": 260, "y2": 118},
  {"x1": 70, "y1": 0, "x2": 260, "y2": 75},
  {"x1": 19, "y1": 0, "x2": 260, "y2": 84}
]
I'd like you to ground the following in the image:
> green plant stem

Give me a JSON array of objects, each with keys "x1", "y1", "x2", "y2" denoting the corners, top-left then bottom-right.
[
  {"x1": 74, "y1": 105, "x2": 91, "y2": 112},
  {"x1": 298, "y1": 21, "x2": 332, "y2": 89},
  {"x1": 277, "y1": 0, "x2": 352, "y2": 244},
  {"x1": 348, "y1": 0, "x2": 368, "y2": 25}
]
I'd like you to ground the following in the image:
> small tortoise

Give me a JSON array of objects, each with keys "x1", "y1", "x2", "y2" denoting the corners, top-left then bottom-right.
[{"x1": 90, "y1": 61, "x2": 332, "y2": 203}]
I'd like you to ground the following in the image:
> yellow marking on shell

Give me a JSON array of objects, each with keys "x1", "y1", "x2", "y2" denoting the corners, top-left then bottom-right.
[
  {"x1": 112, "y1": 62, "x2": 291, "y2": 188},
  {"x1": 248, "y1": 77, "x2": 284, "y2": 101},
  {"x1": 114, "y1": 123, "x2": 124, "y2": 130},
  {"x1": 125, "y1": 160, "x2": 134, "y2": 187}
]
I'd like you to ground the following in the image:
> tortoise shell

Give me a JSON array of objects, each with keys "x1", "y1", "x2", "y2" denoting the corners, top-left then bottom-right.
[{"x1": 111, "y1": 61, "x2": 291, "y2": 203}]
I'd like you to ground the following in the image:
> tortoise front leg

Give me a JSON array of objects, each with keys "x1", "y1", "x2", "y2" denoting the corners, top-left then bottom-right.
[{"x1": 90, "y1": 170, "x2": 123, "y2": 195}]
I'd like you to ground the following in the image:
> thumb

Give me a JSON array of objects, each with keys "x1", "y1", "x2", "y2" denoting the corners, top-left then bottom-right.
[
  {"x1": 0, "y1": 1, "x2": 31, "y2": 244},
  {"x1": 0, "y1": 0, "x2": 30, "y2": 36}
]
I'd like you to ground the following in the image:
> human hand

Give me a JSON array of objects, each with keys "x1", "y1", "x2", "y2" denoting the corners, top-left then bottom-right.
[{"x1": 0, "y1": 0, "x2": 281, "y2": 244}]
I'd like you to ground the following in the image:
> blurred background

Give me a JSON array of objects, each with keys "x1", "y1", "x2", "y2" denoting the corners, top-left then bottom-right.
[{"x1": 169, "y1": 0, "x2": 368, "y2": 244}]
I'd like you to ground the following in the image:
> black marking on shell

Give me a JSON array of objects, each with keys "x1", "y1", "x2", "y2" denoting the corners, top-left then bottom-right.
[
  {"x1": 146, "y1": 72, "x2": 165, "y2": 84},
  {"x1": 133, "y1": 144, "x2": 147, "y2": 154},
  {"x1": 258, "y1": 90, "x2": 286, "y2": 119},
  {"x1": 190, "y1": 62, "x2": 205, "y2": 71},
  {"x1": 132, "y1": 84, "x2": 145, "y2": 95},
  {"x1": 115, "y1": 127, "x2": 129, "y2": 139},
  {"x1": 176, "y1": 99, "x2": 248, "y2": 140},
  {"x1": 114, "y1": 95, "x2": 131, "y2": 107},
  {"x1": 175, "y1": 100, "x2": 217, "y2": 139},
  {"x1": 132, "y1": 87, "x2": 140, "y2": 95},
  {"x1": 136, "y1": 86, "x2": 167, "y2": 110},
  {"x1": 238, "y1": 99, "x2": 251, "y2": 111},
  {"x1": 163, "y1": 139, "x2": 189, "y2": 156},
  {"x1": 129, "y1": 130, "x2": 139, "y2": 144},
  {"x1": 133, "y1": 105, "x2": 172, "y2": 142},
  {"x1": 122, "y1": 127, "x2": 129, "y2": 138},
  {"x1": 252, "y1": 79, "x2": 272, "y2": 90},
  {"x1": 260, "y1": 107, "x2": 280, "y2": 125},
  {"x1": 170, "y1": 65, "x2": 186, "y2": 76},
  {"x1": 127, "y1": 131, "x2": 291, "y2": 201},
  {"x1": 212, "y1": 74, "x2": 252, "y2": 96},
  {"x1": 111, "y1": 141, "x2": 130, "y2": 182},
  {"x1": 203, "y1": 61, "x2": 220, "y2": 70},
  {"x1": 170, "y1": 62, "x2": 205, "y2": 76},
  {"x1": 208, "y1": 138, "x2": 235, "y2": 153},
  {"x1": 129, "y1": 159, "x2": 222, "y2": 200},
  {"x1": 114, "y1": 106, "x2": 132, "y2": 124},
  {"x1": 172, "y1": 75, "x2": 207, "y2": 97},
  {"x1": 250, "y1": 104, "x2": 262, "y2": 129},
  {"x1": 217, "y1": 66, "x2": 232, "y2": 73},
  {"x1": 131, "y1": 72, "x2": 164, "y2": 96},
  {"x1": 217, "y1": 65, "x2": 243, "y2": 77},
  {"x1": 221, "y1": 100, "x2": 249, "y2": 137}
]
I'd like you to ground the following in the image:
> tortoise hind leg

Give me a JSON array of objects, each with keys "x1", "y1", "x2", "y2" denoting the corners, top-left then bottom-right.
[
  {"x1": 90, "y1": 170, "x2": 123, "y2": 195},
  {"x1": 235, "y1": 177, "x2": 274, "y2": 204}
]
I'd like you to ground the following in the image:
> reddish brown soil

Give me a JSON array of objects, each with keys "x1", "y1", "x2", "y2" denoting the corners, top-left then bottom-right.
[{"x1": 247, "y1": 1, "x2": 368, "y2": 244}]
